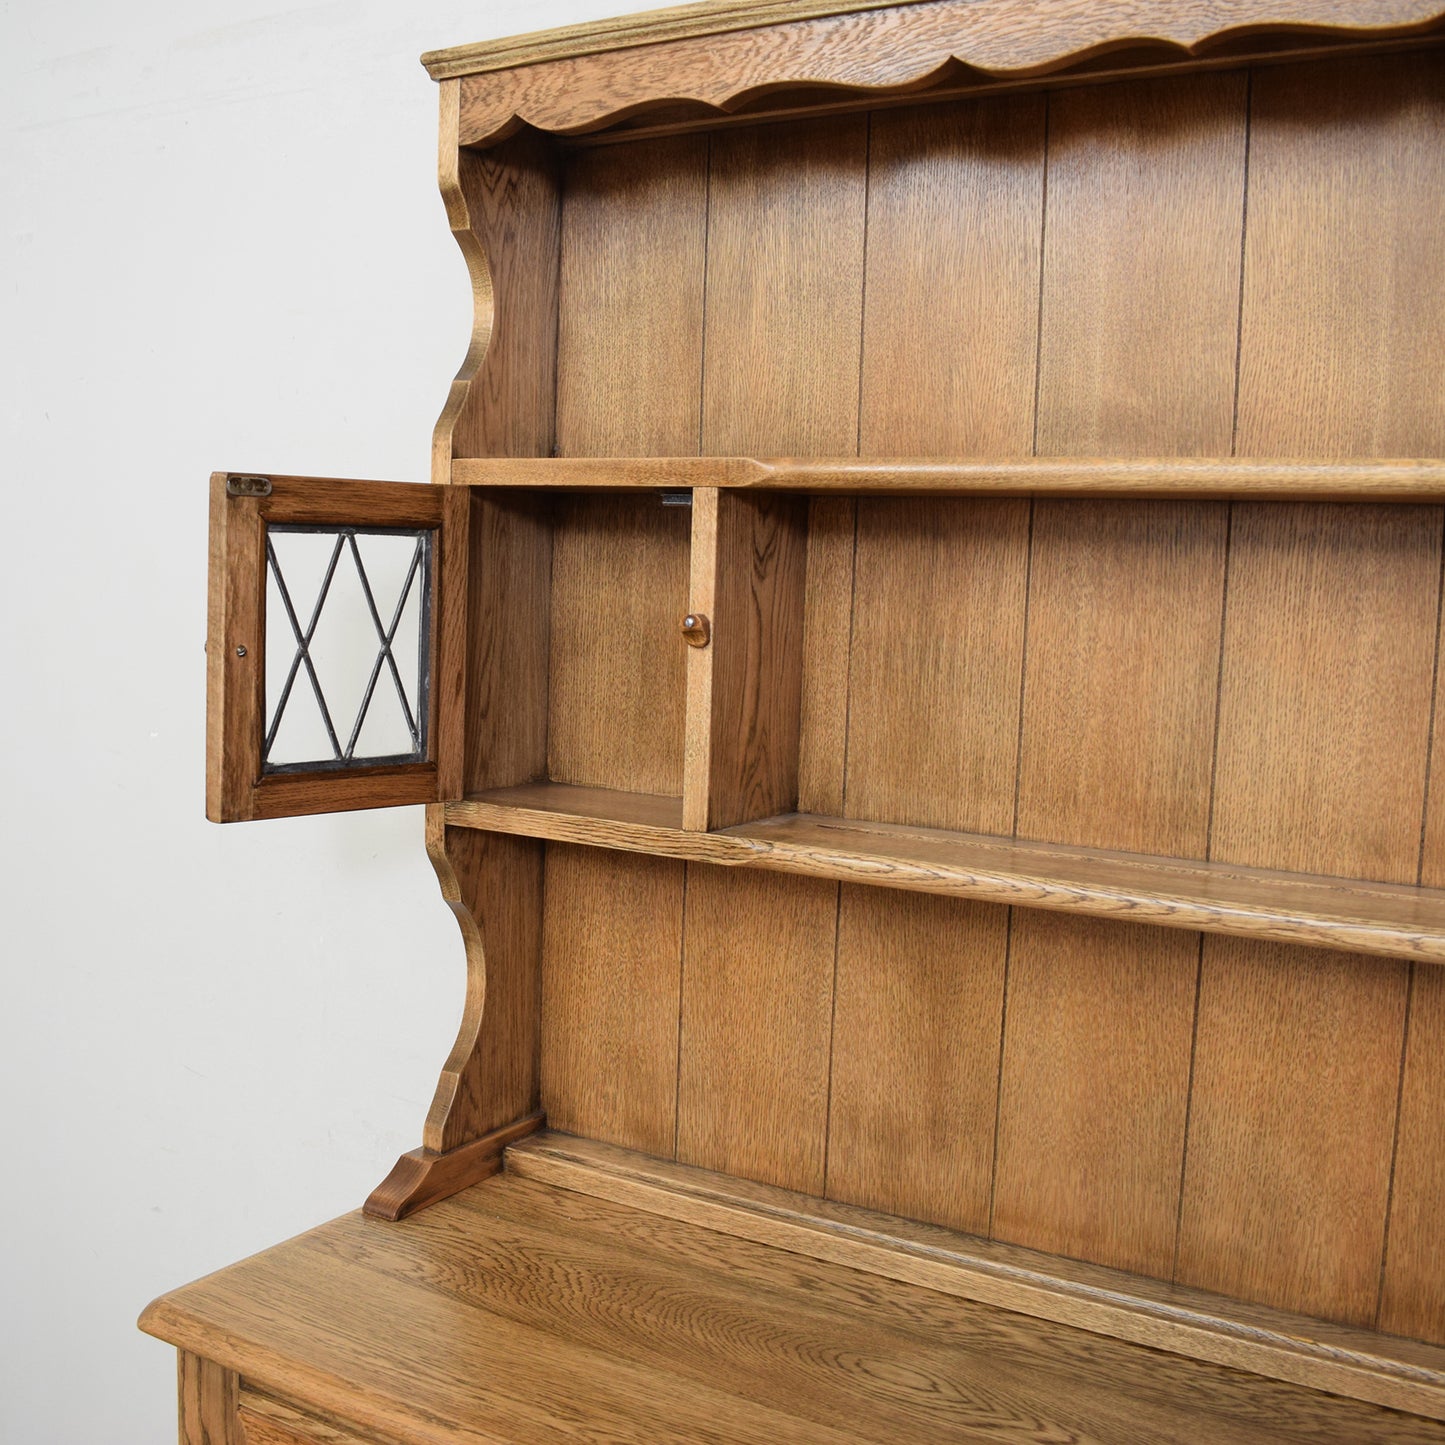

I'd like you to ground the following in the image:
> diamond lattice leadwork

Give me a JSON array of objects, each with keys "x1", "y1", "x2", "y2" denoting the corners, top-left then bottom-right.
[{"x1": 262, "y1": 525, "x2": 432, "y2": 773}]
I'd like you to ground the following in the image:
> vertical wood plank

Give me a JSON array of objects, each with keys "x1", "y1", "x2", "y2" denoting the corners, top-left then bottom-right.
[
  {"x1": 1380, "y1": 965, "x2": 1445, "y2": 1344},
  {"x1": 859, "y1": 93, "x2": 1045, "y2": 455},
  {"x1": 992, "y1": 913, "x2": 1199, "y2": 1277},
  {"x1": 1015, "y1": 500, "x2": 1228, "y2": 856},
  {"x1": 677, "y1": 867, "x2": 837, "y2": 1194},
  {"x1": 685, "y1": 491, "x2": 808, "y2": 830},
  {"x1": 1187, "y1": 54, "x2": 1445, "y2": 1331},
  {"x1": 1210, "y1": 503, "x2": 1441, "y2": 883},
  {"x1": 178, "y1": 1351, "x2": 239, "y2": 1445},
  {"x1": 450, "y1": 132, "x2": 561, "y2": 461},
  {"x1": 797, "y1": 497, "x2": 856, "y2": 815},
  {"x1": 541, "y1": 844, "x2": 685, "y2": 1158},
  {"x1": 827, "y1": 886, "x2": 1008, "y2": 1235},
  {"x1": 465, "y1": 492, "x2": 550, "y2": 795},
  {"x1": 844, "y1": 498, "x2": 1031, "y2": 833},
  {"x1": 424, "y1": 825, "x2": 542, "y2": 1153},
  {"x1": 556, "y1": 135, "x2": 708, "y2": 456},
  {"x1": 1177, "y1": 939, "x2": 1409, "y2": 1325},
  {"x1": 992, "y1": 69, "x2": 1248, "y2": 1281},
  {"x1": 1035, "y1": 72, "x2": 1248, "y2": 456},
  {"x1": 547, "y1": 494, "x2": 691, "y2": 796},
  {"x1": 1234, "y1": 54, "x2": 1445, "y2": 459},
  {"x1": 702, "y1": 115, "x2": 867, "y2": 454}
]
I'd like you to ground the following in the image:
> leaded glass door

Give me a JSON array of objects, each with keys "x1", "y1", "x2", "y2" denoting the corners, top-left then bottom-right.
[{"x1": 206, "y1": 471, "x2": 468, "y2": 821}]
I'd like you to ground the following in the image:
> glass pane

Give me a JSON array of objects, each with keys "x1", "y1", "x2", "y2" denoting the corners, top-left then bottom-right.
[{"x1": 263, "y1": 525, "x2": 431, "y2": 773}]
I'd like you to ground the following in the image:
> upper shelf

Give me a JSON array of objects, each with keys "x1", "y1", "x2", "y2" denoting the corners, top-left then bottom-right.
[
  {"x1": 422, "y1": 0, "x2": 1445, "y2": 146},
  {"x1": 450, "y1": 456, "x2": 1445, "y2": 500},
  {"x1": 446, "y1": 783, "x2": 1445, "y2": 965}
]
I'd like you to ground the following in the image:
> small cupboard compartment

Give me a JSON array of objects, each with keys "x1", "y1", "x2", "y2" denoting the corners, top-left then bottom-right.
[{"x1": 466, "y1": 488, "x2": 692, "y2": 805}]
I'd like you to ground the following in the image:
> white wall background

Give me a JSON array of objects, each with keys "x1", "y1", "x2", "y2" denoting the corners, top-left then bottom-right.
[{"x1": 0, "y1": 3, "x2": 663, "y2": 1440}]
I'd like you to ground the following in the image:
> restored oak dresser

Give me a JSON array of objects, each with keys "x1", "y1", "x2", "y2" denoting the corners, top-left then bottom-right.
[{"x1": 142, "y1": 1, "x2": 1445, "y2": 1439}]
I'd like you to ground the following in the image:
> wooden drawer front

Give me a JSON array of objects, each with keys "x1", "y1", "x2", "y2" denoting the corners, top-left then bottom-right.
[{"x1": 238, "y1": 1393, "x2": 392, "y2": 1445}]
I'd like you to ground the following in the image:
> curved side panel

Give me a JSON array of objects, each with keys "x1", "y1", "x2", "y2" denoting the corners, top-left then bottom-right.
[
  {"x1": 366, "y1": 808, "x2": 544, "y2": 1218},
  {"x1": 432, "y1": 89, "x2": 560, "y2": 474},
  {"x1": 455, "y1": 0, "x2": 1445, "y2": 145}
]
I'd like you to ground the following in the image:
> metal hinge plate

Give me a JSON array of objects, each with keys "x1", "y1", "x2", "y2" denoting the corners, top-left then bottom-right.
[{"x1": 226, "y1": 474, "x2": 273, "y2": 498}]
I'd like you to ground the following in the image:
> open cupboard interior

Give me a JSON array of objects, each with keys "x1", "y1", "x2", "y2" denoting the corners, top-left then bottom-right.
[{"x1": 155, "y1": 3, "x2": 1445, "y2": 1441}]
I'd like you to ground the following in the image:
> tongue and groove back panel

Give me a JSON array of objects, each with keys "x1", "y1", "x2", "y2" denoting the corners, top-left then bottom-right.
[{"x1": 511, "y1": 53, "x2": 1445, "y2": 1339}]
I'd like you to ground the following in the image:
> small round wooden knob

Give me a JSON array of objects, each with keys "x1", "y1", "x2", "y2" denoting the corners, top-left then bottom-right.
[{"x1": 681, "y1": 613, "x2": 711, "y2": 648}]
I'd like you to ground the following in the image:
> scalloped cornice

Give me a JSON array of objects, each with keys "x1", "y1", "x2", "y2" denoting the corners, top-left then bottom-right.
[{"x1": 431, "y1": 0, "x2": 1445, "y2": 147}]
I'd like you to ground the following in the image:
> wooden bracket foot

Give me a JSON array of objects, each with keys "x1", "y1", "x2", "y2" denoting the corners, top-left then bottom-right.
[{"x1": 364, "y1": 1112, "x2": 544, "y2": 1221}]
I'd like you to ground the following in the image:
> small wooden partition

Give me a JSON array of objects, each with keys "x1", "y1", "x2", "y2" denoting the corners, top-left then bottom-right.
[{"x1": 145, "y1": 2, "x2": 1445, "y2": 1440}]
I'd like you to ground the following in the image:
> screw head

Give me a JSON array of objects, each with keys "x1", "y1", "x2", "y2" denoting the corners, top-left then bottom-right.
[{"x1": 236, "y1": 645, "x2": 248, "y2": 657}]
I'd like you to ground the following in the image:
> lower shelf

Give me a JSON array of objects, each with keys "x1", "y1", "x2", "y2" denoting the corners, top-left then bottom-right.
[
  {"x1": 444, "y1": 782, "x2": 1445, "y2": 963},
  {"x1": 140, "y1": 1132, "x2": 1445, "y2": 1443}
]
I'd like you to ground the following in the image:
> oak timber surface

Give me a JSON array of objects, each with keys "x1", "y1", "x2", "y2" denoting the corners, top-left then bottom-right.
[
  {"x1": 141, "y1": 1166, "x2": 1445, "y2": 1444},
  {"x1": 447, "y1": 782, "x2": 1445, "y2": 963}
]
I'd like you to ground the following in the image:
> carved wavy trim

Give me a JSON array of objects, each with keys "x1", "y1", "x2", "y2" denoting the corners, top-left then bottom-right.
[{"x1": 450, "y1": 0, "x2": 1445, "y2": 147}]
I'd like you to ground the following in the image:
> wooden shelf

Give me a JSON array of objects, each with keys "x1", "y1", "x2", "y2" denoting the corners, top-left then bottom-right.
[
  {"x1": 139, "y1": 1132, "x2": 1445, "y2": 1440},
  {"x1": 450, "y1": 455, "x2": 1445, "y2": 499},
  {"x1": 445, "y1": 783, "x2": 1445, "y2": 963}
]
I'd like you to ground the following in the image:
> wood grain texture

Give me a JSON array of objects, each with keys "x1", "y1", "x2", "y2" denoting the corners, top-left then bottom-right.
[
  {"x1": 677, "y1": 866, "x2": 837, "y2": 1193},
  {"x1": 443, "y1": 128, "x2": 560, "y2": 467},
  {"x1": 452, "y1": 784, "x2": 1445, "y2": 964},
  {"x1": 1381, "y1": 965, "x2": 1445, "y2": 1343},
  {"x1": 207, "y1": 473, "x2": 457, "y2": 822},
  {"x1": 1016, "y1": 501, "x2": 1228, "y2": 855},
  {"x1": 701, "y1": 115, "x2": 866, "y2": 455},
  {"x1": 464, "y1": 491, "x2": 550, "y2": 794},
  {"x1": 844, "y1": 498, "x2": 1031, "y2": 832},
  {"x1": 556, "y1": 136, "x2": 708, "y2": 456},
  {"x1": 364, "y1": 1113, "x2": 544, "y2": 1222},
  {"x1": 993, "y1": 911, "x2": 1199, "y2": 1276},
  {"x1": 1235, "y1": 53, "x2": 1445, "y2": 460},
  {"x1": 540, "y1": 844, "x2": 685, "y2": 1156},
  {"x1": 453, "y1": 455, "x2": 1445, "y2": 497},
  {"x1": 684, "y1": 490, "x2": 808, "y2": 830},
  {"x1": 143, "y1": 1153, "x2": 1445, "y2": 1440},
  {"x1": 547, "y1": 493, "x2": 690, "y2": 795},
  {"x1": 238, "y1": 1393, "x2": 393, "y2": 1445},
  {"x1": 447, "y1": 1, "x2": 1445, "y2": 145},
  {"x1": 826, "y1": 885, "x2": 1007, "y2": 1233},
  {"x1": 180, "y1": 1350, "x2": 239, "y2": 1445},
  {"x1": 797, "y1": 497, "x2": 855, "y2": 814},
  {"x1": 858, "y1": 93, "x2": 1044, "y2": 455},
  {"x1": 509, "y1": 1131, "x2": 1445, "y2": 1425},
  {"x1": 1036, "y1": 71, "x2": 1247, "y2": 455},
  {"x1": 1211, "y1": 504, "x2": 1441, "y2": 882},
  {"x1": 419, "y1": 813, "x2": 542, "y2": 1154},
  {"x1": 1178, "y1": 937, "x2": 1410, "y2": 1325}
]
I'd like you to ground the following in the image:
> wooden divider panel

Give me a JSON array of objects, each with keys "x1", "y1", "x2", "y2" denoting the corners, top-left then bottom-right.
[
  {"x1": 547, "y1": 494, "x2": 691, "y2": 796},
  {"x1": 992, "y1": 68, "x2": 1246, "y2": 1275},
  {"x1": 993, "y1": 913, "x2": 1199, "y2": 1277},
  {"x1": 1381, "y1": 965, "x2": 1445, "y2": 1342},
  {"x1": 540, "y1": 844, "x2": 685, "y2": 1158},
  {"x1": 556, "y1": 135, "x2": 708, "y2": 457},
  {"x1": 681, "y1": 117, "x2": 867, "y2": 1196},
  {"x1": 1177, "y1": 939, "x2": 1409, "y2": 1326},
  {"x1": 827, "y1": 887, "x2": 1008, "y2": 1235},
  {"x1": 677, "y1": 867, "x2": 838, "y2": 1194},
  {"x1": 1184, "y1": 52, "x2": 1445, "y2": 1337}
]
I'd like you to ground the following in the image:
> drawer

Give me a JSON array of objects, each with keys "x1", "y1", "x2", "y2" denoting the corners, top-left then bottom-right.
[{"x1": 238, "y1": 1390, "x2": 401, "y2": 1445}]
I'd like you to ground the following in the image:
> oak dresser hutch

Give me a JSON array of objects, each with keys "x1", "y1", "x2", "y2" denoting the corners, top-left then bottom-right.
[{"x1": 142, "y1": 0, "x2": 1445, "y2": 1439}]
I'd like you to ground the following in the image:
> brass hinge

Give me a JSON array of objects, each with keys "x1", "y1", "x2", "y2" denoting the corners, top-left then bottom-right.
[{"x1": 226, "y1": 474, "x2": 273, "y2": 498}]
